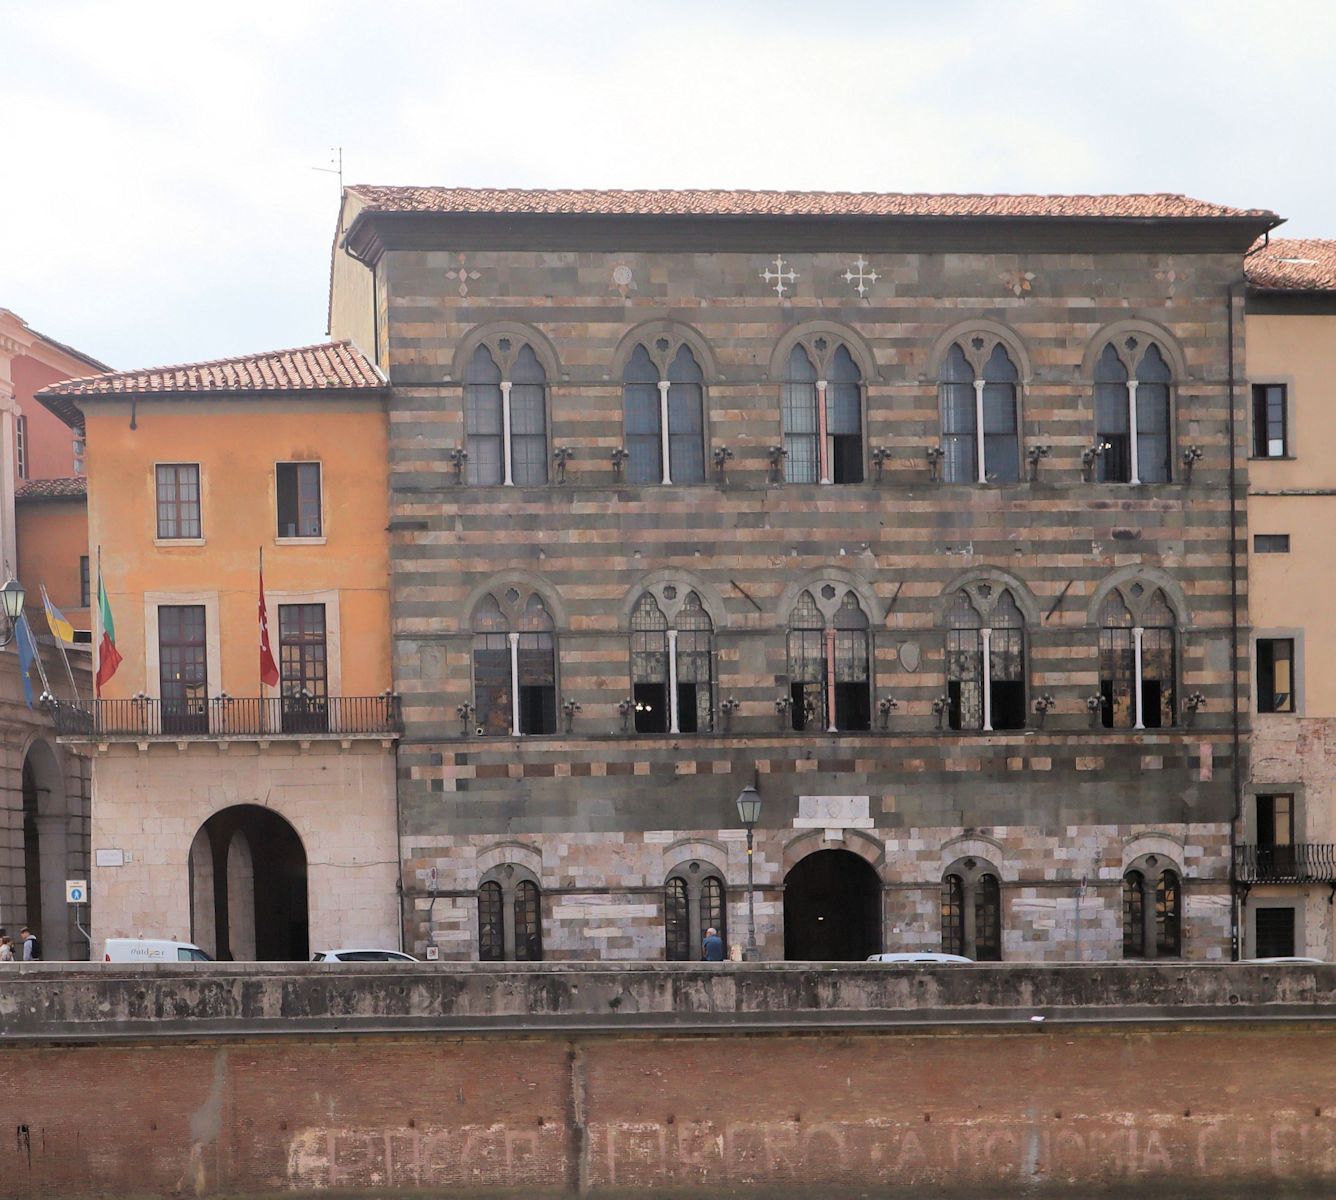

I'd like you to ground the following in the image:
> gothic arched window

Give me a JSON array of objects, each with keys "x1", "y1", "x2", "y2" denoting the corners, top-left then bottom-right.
[
  {"x1": 664, "y1": 864, "x2": 728, "y2": 961},
  {"x1": 471, "y1": 591, "x2": 557, "y2": 735},
  {"x1": 946, "y1": 586, "x2": 1027, "y2": 731},
  {"x1": 782, "y1": 341, "x2": 864, "y2": 484},
  {"x1": 1094, "y1": 338, "x2": 1173, "y2": 484},
  {"x1": 786, "y1": 588, "x2": 871, "y2": 731},
  {"x1": 477, "y1": 867, "x2": 544, "y2": 962},
  {"x1": 1123, "y1": 856, "x2": 1181, "y2": 959},
  {"x1": 630, "y1": 590, "x2": 715, "y2": 733},
  {"x1": 1099, "y1": 584, "x2": 1177, "y2": 729},
  {"x1": 623, "y1": 342, "x2": 706, "y2": 484},
  {"x1": 941, "y1": 857, "x2": 1002, "y2": 961},
  {"x1": 465, "y1": 340, "x2": 549, "y2": 486},
  {"x1": 939, "y1": 339, "x2": 1021, "y2": 484}
]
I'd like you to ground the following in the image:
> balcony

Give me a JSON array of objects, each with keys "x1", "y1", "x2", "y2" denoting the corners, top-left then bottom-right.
[
  {"x1": 50, "y1": 695, "x2": 402, "y2": 741},
  {"x1": 1234, "y1": 843, "x2": 1336, "y2": 885}
]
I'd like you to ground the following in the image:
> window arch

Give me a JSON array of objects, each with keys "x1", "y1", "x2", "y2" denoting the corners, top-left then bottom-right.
[
  {"x1": 624, "y1": 342, "x2": 706, "y2": 485},
  {"x1": 786, "y1": 588, "x2": 871, "y2": 732},
  {"x1": 945, "y1": 585, "x2": 1026, "y2": 731},
  {"x1": 1094, "y1": 337, "x2": 1173, "y2": 484},
  {"x1": 941, "y1": 856, "x2": 1002, "y2": 961},
  {"x1": 477, "y1": 866, "x2": 544, "y2": 961},
  {"x1": 939, "y1": 337, "x2": 1021, "y2": 485},
  {"x1": 630, "y1": 590, "x2": 715, "y2": 734},
  {"x1": 1098, "y1": 584, "x2": 1176, "y2": 729},
  {"x1": 781, "y1": 339, "x2": 864, "y2": 484},
  {"x1": 471, "y1": 591, "x2": 557, "y2": 735},
  {"x1": 1123, "y1": 855, "x2": 1181, "y2": 959},
  {"x1": 664, "y1": 863, "x2": 728, "y2": 961},
  {"x1": 465, "y1": 340, "x2": 549, "y2": 486}
]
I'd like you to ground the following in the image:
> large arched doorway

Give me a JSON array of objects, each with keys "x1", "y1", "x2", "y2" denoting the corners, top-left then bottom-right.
[
  {"x1": 188, "y1": 805, "x2": 308, "y2": 960},
  {"x1": 21, "y1": 740, "x2": 72, "y2": 960},
  {"x1": 784, "y1": 849, "x2": 882, "y2": 961}
]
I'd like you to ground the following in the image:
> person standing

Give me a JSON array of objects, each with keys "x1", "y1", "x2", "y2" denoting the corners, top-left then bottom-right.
[
  {"x1": 0, "y1": 936, "x2": 14, "y2": 962},
  {"x1": 702, "y1": 927, "x2": 725, "y2": 962},
  {"x1": 20, "y1": 926, "x2": 40, "y2": 961}
]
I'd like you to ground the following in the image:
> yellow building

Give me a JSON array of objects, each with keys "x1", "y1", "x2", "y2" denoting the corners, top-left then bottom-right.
[
  {"x1": 40, "y1": 342, "x2": 400, "y2": 960},
  {"x1": 1242, "y1": 239, "x2": 1336, "y2": 959}
]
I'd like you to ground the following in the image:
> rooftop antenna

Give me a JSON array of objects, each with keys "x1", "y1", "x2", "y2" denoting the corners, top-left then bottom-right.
[{"x1": 312, "y1": 146, "x2": 344, "y2": 194}]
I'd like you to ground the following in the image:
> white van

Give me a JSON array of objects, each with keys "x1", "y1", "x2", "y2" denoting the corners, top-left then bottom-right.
[{"x1": 104, "y1": 938, "x2": 213, "y2": 963}]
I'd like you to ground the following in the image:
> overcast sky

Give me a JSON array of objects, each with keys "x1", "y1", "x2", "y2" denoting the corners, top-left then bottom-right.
[{"x1": 4, "y1": 0, "x2": 1333, "y2": 371}]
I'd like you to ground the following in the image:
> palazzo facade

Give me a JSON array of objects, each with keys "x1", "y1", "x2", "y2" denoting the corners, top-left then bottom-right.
[{"x1": 332, "y1": 186, "x2": 1276, "y2": 962}]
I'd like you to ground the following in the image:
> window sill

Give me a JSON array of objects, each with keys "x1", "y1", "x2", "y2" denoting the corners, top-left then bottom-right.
[
  {"x1": 153, "y1": 537, "x2": 205, "y2": 547},
  {"x1": 1248, "y1": 455, "x2": 1296, "y2": 462},
  {"x1": 275, "y1": 536, "x2": 327, "y2": 546}
]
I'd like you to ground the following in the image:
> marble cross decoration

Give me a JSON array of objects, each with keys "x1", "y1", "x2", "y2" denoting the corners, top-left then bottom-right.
[
  {"x1": 842, "y1": 256, "x2": 879, "y2": 298},
  {"x1": 446, "y1": 254, "x2": 482, "y2": 297},
  {"x1": 761, "y1": 254, "x2": 798, "y2": 298}
]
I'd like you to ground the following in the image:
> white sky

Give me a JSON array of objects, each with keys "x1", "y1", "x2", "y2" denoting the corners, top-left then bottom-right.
[{"x1": 4, "y1": 0, "x2": 1334, "y2": 370}]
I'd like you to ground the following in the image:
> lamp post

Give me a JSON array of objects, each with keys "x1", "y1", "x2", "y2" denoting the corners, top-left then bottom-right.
[
  {"x1": 735, "y1": 782, "x2": 762, "y2": 961},
  {"x1": 0, "y1": 574, "x2": 25, "y2": 649}
]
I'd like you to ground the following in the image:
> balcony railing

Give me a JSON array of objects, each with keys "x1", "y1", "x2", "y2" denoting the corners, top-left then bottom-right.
[
  {"x1": 1235, "y1": 843, "x2": 1336, "y2": 884},
  {"x1": 50, "y1": 695, "x2": 402, "y2": 739}
]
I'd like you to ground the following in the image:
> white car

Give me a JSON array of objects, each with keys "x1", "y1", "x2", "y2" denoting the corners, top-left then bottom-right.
[
  {"x1": 311, "y1": 948, "x2": 419, "y2": 963},
  {"x1": 1241, "y1": 956, "x2": 1324, "y2": 965},
  {"x1": 867, "y1": 952, "x2": 974, "y2": 964},
  {"x1": 105, "y1": 938, "x2": 213, "y2": 963}
]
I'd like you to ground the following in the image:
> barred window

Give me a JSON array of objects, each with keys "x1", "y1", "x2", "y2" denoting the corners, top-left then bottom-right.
[
  {"x1": 941, "y1": 857, "x2": 1002, "y2": 961},
  {"x1": 1099, "y1": 586, "x2": 1176, "y2": 729},
  {"x1": 1123, "y1": 857, "x2": 1181, "y2": 959},
  {"x1": 478, "y1": 870, "x2": 543, "y2": 962},
  {"x1": 630, "y1": 590, "x2": 714, "y2": 734},
  {"x1": 471, "y1": 591, "x2": 557, "y2": 735},
  {"x1": 782, "y1": 340, "x2": 863, "y2": 484},
  {"x1": 786, "y1": 588, "x2": 870, "y2": 731},
  {"x1": 664, "y1": 866, "x2": 728, "y2": 961}
]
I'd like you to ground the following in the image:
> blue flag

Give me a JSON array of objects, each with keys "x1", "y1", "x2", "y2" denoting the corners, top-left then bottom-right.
[{"x1": 15, "y1": 611, "x2": 39, "y2": 708}]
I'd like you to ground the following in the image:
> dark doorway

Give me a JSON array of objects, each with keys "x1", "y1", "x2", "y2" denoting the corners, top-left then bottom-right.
[
  {"x1": 21, "y1": 757, "x2": 42, "y2": 939},
  {"x1": 783, "y1": 849, "x2": 882, "y2": 960},
  {"x1": 188, "y1": 805, "x2": 308, "y2": 960},
  {"x1": 1255, "y1": 907, "x2": 1296, "y2": 959}
]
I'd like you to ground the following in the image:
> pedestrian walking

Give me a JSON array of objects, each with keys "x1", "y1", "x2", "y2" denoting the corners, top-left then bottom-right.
[
  {"x1": 702, "y1": 926, "x2": 725, "y2": 962},
  {"x1": 19, "y1": 926, "x2": 39, "y2": 961},
  {"x1": 0, "y1": 936, "x2": 14, "y2": 962}
]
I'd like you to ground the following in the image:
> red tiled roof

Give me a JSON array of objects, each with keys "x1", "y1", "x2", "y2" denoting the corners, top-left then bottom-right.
[
  {"x1": 15, "y1": 476, "x2": 87, "y2": 502},
  {"x1": 38, "y1": 340, "x2": 386, "y2": 399},
  {"x1": 1246, "y1": 238, "x2": 1336, "y2": 292},
  {"x1": 346, "y1": 185, "x2": 1277, "y2": 222}
]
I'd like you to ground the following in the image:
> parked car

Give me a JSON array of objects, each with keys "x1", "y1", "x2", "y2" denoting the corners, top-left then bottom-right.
[
  {"x1": 311, "y1": 948, "x2": 419, "y2": 963},
  {"x1": 867, "y1": 952, "x2": 973, "y2": 964},
  {"x1": 104, "y1": 938, "x2": 213, "y2": 963},
  {"x1": 1241, "y1": 956, "x2": 1325, "y2": 964}
]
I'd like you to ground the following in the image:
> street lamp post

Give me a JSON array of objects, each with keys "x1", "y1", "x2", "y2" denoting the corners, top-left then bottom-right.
[
  {"x1": 0, "y1": 574, "x2": 26, "y2": 649},
  {"x1": 735, "y1": 782, "x2": 762, "y2": 961}
]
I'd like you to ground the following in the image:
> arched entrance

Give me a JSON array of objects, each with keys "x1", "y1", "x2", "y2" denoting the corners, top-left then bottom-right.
[
  {"x1": 188, "y1": 805, "x2": 308, "y2": 961},
  {"x1": 784, "y1": 849, "x2": 882, "y2": 961},
  {"x1": 21, "y1": 739, "x2": 72, "y2": 960}
]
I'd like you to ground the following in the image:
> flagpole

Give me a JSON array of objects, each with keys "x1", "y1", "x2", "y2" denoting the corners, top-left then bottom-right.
[
  {"x1": 41, "y1": 583, "x2": 82, "y2": 704},
  {"x1": 23, "y1": 612, "x2": 55, "y2": 699},
  {"x1": 95, "y1": 545, "x2": 101, "y2": 698}
]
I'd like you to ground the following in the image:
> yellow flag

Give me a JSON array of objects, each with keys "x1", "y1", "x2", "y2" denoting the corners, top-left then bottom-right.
[{"x1": 42, "y1": 584, "x2": 75, "y2": 645}]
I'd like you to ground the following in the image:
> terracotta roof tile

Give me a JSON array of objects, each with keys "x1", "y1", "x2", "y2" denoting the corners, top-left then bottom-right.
[
  {"x1": 346, "y1": 185, "x2": 1276, "y2": 222},
  {"x1": 38, "y1": 340, "x2": 385, "y2": 399},
  {"x1": 15, "y1": 476, "x2": 87, "y2": 502},
  {"x1": 1246, "y1": 238, "x2": 1336, "y2": 292}
]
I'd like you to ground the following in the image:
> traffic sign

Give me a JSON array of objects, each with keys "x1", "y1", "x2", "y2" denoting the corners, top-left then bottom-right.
[{"x1": 66, "y1": 880, "x2": 88, "y2": 904}]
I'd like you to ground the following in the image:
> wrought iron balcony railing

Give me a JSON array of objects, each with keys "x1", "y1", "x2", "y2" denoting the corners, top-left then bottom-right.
[
  {"x1": 50, "y1": 695, "x2": 402, "y2": 739},
  {"x1": 1234, "y1": 843, "x2": 1336, "y2": 885}
]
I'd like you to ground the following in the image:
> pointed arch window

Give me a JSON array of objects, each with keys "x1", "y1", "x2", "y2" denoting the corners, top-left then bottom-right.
[
  {"x1": 786, "y1": 589, "x2": 871, "y2": 731},
  {"x1": 946, "y1": 587, "x2": 1026, "y2": 731},
  {"x1": 623, "y1": 342, "x2": 706, "y2": 484},
  {"x1": 941, "y1": 857, "x2": 1002, "y2": 961},
  {"x1": 1094, "y1": 340, "x2": 1172, "y2": 484},
  {"x1": 1099, "y1": 586, "x2": 1176, "y2": 729},
  {"x1": 782, "y1": 342, "x2": 864, "y2": 484},
  {"x1": 478, "y1": 867, "x2": 544, "y2": 961},
  {"x1": 1123, "y1": 857, "x2": 1181, "y2": 959},
  {"x1": 939, "y1": 340, "x2": 1020, "y2": 484},
  {"x1": 471, "y1": 591, "x2": 557, "y2": 735},
  {"x1": 630, "y1": 590, "x2": 715, "y2": 734},
  {"x1": 465, "y1": 342, "x2": 549, "y2": 486},
  {"x1": 664, "y1": 865, "x2": 728, "y2": 961}
]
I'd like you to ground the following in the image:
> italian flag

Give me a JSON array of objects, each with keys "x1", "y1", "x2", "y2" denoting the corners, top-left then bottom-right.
[{"x1": 95, "y1": 561, "x2": 123, "y2": 696}]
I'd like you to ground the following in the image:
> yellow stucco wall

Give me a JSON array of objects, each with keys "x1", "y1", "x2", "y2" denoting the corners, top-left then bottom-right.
[
  {"x1": 1247, "y1": 312, "x2": 1336, "y2": 717},
  {"x1": 83, "y1": 396, "x2": 390, "y2": 700},
  {"x1": 16, "y1": 498, "x2": 90, "y2": 630}
]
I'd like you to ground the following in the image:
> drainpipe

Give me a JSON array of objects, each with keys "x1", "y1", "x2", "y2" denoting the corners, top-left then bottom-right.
[{"x1": 1226, "y1": 280, "x2": 1243, "y2": 960}]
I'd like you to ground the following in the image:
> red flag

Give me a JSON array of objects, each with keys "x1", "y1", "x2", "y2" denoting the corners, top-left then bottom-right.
[
  {"x1": 259, "y1": 564, "x2": 279, "y2": 688},
  {"x1": 95, "y1": 561, "x2": 122, "y2": 697}
]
